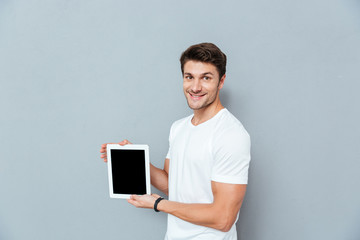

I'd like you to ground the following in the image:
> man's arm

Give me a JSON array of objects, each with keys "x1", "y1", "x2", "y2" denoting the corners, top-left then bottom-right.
[
  {"x1": 150, "y1": 158, "x2": 169, "y2": 195},
  {"x1": 128, "y1": 181, "x2": 247, "y2": 232},
  {"x1": 100, "y1": 140, "x2": 169, "y2": 195}
]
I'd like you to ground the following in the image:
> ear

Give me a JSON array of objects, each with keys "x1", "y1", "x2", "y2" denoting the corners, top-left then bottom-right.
[{"x1": 218, "y1": 74, "x2": 226, "y2": 90}]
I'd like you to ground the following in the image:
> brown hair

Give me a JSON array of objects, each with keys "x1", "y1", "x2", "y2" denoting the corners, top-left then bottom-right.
[{"x1": 180, "y1": 43, "x2": 227, "y2": 78}]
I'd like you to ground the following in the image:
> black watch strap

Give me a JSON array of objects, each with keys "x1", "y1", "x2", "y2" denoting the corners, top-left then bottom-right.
[{"x1": 154, "y1": 197, "x2": 164, "y2": 212}]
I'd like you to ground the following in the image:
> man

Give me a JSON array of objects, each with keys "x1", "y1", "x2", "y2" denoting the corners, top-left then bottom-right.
[{"x1": 100, "y1": 43, "x2": 251, "y2": 239}]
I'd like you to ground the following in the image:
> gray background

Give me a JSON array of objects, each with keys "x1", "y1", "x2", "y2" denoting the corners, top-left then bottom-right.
[{"x1": 0, "y1": 0, "x2": 359, "y2": 239}]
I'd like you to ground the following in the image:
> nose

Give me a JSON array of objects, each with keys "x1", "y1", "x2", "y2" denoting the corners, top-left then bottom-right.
[{"x1": 191, "y1": 78, "x2": 202, "y2": 93}]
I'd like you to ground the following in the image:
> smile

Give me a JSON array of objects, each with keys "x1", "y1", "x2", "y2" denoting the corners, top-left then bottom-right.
[{"x1": 189, "y1": 93, "x2": 206, "y2": 100}]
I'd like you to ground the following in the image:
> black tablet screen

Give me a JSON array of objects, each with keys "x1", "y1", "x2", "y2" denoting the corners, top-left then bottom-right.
[{"x1": 110, "y1": 149, "x2": 147, "y2": 195}]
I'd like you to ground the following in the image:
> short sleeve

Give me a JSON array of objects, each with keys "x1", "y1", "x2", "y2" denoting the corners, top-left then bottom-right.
[
  {"x1": 166, "y1": 146, "x2": 171, "y2": 159},
  {"x1": 211, "y1": 126, "x2": 251, "y2": 184},
  {"x1": 166, "y1": 122, "x2": 174, "y2": 159}
]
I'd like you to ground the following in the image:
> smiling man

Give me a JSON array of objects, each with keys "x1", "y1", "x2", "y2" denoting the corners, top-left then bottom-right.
[{"x1": 100, "y1": 43, "x2": 251, "y2": 240}]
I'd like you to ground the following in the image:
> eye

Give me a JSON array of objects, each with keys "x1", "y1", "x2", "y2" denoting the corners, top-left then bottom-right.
[
  {"x1": 185, "y1": 76, "x2": 193, "y2": 80},
  {"x1": 203, "y1": 76, "x2": 210, "y2": 80}
]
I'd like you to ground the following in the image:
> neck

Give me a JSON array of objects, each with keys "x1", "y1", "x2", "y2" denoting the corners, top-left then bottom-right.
[{"x1": 192, "y1": 97, "x2": 224, "y2": 126}]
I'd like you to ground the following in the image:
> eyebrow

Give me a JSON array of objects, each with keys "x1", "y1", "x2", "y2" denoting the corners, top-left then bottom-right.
[
  {"x1": 201, "y1": 72, "x2": 214, "y2": 76},
  {"x1": 184, "y1": 72, "x2": 214, "y2": 76}
]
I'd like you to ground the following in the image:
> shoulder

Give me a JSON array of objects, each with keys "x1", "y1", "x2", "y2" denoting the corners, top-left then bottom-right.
[
  {"x1": 211, "y1": 109, "x2": 251, "y2": 155},
  {"x1": 170, "y1": 114, "x2": 192, "y2": 129},
  {"x1": 210, "y1": 110, "x2": 251, "y2": 184},
  {"x1": 168, "y1": 114, "x2": 192, "y2": 136},
  {"x1": 214, "y1": 109, "x2": 250, "y2": 141}
]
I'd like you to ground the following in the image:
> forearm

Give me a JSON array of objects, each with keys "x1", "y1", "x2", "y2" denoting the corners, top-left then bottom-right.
[
  {"x1": 156, "y1": 200, "x2": 235, "y2": 232},
  {"x1": 150, "y1": 163, "x2": 168, "y2": 195},
  {"x1": 128, "y1": 183, "x2": 245, "y2": 232}
]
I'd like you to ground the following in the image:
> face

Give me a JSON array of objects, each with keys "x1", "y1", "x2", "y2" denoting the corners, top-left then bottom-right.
[{"x1": 183, "y1": 60, "x2": 225, "y2": 111}]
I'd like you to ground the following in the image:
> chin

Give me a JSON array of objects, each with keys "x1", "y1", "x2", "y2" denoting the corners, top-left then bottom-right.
[{"x1": 187, "y1": 102, "x2": 207, "y2": 110}]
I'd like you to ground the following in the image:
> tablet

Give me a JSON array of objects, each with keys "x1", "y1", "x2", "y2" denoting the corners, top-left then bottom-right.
[{"x1": 107, "y1": 144, "x2": 151, "y2": 199}]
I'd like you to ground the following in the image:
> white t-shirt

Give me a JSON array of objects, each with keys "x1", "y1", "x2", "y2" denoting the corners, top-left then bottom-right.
[{"x1": 164, "y1": 108, "x2": 251, "y2": 240}]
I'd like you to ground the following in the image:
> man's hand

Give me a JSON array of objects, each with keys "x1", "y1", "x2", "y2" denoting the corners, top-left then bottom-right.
[
  {"x1": 100, "y1": 139, "x2": 132, "y2": 162},
  {"x1": 127, "y1": 194, "x2": 162, "y2": 209}
]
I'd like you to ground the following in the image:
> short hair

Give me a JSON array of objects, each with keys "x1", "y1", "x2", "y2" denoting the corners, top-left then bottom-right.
[{"x1": 180, "y1": 43, "x2": 227, "y2": 78}]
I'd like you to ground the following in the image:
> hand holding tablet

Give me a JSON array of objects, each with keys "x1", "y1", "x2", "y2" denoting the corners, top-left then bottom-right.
[{"x1": 100, "y1": 139, "x2": 132, "y2": 162}]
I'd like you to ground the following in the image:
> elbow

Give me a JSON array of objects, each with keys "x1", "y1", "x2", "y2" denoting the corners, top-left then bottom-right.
[
  {"x1": 161, "y1": 183, "x2": 169, "y2": 196},
  {"x1": 163, "y1": 188, "x2": 169, "y2": 196},
  {"x1": 218, "y1": 222, "x2": 233, "y2": 232},
  {"x1": 214, "y1": 217, "x2": 235, "y2": 232},
  {"x1": 157, "y1": 186, "x2": 168, "y2": 196}
]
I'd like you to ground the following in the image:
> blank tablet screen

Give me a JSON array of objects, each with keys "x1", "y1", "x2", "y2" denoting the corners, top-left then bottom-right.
[{"x1": 110, "y1": 149, "x2": 147, "y2": 195}]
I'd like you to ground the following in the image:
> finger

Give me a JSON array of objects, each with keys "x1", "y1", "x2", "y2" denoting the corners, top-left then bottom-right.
[
  {"x1": 101, "y1": 142, "x2": 121, "y2": 152},
  {"x1": 102, "y1": 142, "x2": 118, "y2": 148},
  {"x1": 119, "y1": 139, "x2": 132, "y2": 145},
  {"x1": 101, "y1": 143, "x2": 109, "y2": 149},
  {"x1": 130, "y1": 194, "x2": 140, "y2": 200},
  {"x1": 100, "y1": 154, "x2": 107, "y2": 158},
  {"x1": 103, "y1": 158, "x2": 107, "y2": 163},
  {"x1": 127, "y1": 198, "x2": 137, "y2": 207},
  {"x1": 100, "y1": 143, "x2": 108, "y2": 152}
]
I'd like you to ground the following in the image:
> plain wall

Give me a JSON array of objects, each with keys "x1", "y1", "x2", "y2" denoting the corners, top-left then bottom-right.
[{"x1": 0, "y1": 0, "x2": 359, "y2": 239}]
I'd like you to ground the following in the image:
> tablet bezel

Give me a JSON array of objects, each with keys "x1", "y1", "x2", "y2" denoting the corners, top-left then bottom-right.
[{"x1": 106, "y1": 144, "x2": 151, "y2": 199}]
